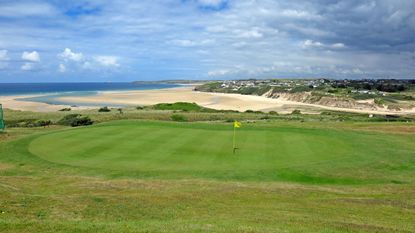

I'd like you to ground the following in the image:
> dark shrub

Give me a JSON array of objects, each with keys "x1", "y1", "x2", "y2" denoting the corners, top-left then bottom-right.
[
  {"x1": 328, "y1": 89, "x2": 338, "y2": 93},
  {"x1": 245, "y1": 110, "x2": 254, "y2": 113},
  {"x1": 218, "y1": 110, "x2": 239, "y2": 113},
  {"x1": 260, "y1": 115, "x2": 270, "y2": 120},
  {"x1": 6, "y1": 119, "x2": 53, "y2": 128},
  {"x1": 98, "y1": 106, "x2": 111, "y2": 112},
  {"x1": 58, "y1": 114, "x2": 93, "y2": 127},
  {"x1": 35, "y1": 120, "x2": 52, "y2": 127},
  {"x1": 291, "y1": 109, "x2": 301, "y2": 115},
  {"x1": 59, "y1": 108, "x2": 71, "y2": 111},
  {"x1": 268, "y1": 111, "x2": 278, "y2": 115},
  {"x1": 4, "y1": 119, "x2": 33, "y2": 128},
  {"x1": 170, "y1": 114, "x2": 187, "y2": 122},
  {"x1": 136, "y1": 106, "x2": 144, "y2": 110}
]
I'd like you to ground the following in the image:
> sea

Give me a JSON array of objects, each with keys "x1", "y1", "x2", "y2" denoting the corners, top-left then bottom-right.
[{"x1": 0, "y1": 82, "x2": 180, "y2": 107}]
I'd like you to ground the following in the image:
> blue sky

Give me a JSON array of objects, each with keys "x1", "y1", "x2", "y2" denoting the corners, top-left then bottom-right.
[{"x1": 0, "y1": 0, "x2": 415, "y2": 82}]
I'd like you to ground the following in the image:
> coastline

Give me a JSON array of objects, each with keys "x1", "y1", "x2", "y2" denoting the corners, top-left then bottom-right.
[
  {"x1": 2, "y1": 85, "x2": 415, "y2": 115},
  {"x1": 0, "y1": 94, "x2": 94, "y2": 112}
]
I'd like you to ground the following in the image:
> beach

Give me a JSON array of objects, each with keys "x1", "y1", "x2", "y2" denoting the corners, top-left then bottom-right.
[
  {"x1": 0, "y1": 94, "x2": 72, "y2": 112},
  {"x1": 1, "y1": 86, "x2": 415, "y2": 115}
]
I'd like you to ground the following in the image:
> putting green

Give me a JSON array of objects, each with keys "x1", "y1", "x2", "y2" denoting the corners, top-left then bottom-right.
[{"x1": 28, "y1": 120, "x2": 415, "y2": 183}]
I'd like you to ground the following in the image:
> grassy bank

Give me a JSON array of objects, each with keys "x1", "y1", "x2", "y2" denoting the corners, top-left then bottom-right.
[
  {"x1": 1, "y1": 109, "x2": 415, "y2": 232},
  {"x1": 3, "y1": 102, "x2": 415, "y2": 129}
]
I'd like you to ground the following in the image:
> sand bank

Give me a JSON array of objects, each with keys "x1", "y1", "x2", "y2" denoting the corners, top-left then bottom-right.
[
  {"x1": 1, "y1": 86, "x2": 415, "y2": 115},
  {"x1": 0, "y1": 94, "x2": 92, "y2": 112}
]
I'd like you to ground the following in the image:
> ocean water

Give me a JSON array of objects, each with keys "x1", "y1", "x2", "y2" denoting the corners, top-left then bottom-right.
[
  {"x1": 0, "y1": 82, "x2": 179, "y2": 96},
  {"x1": 0, "y1": 82, "x2": 180, "y2": 107}
]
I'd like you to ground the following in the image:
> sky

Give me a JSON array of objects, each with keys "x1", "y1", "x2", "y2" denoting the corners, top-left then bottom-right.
[{"x1": 0, "y1": 0, "x2": 415, "y2": 82}]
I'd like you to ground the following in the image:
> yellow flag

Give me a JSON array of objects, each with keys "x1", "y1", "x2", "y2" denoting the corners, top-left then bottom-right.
[{"x1": 234, "y1": 121, "x2": 241, "y2": 128}]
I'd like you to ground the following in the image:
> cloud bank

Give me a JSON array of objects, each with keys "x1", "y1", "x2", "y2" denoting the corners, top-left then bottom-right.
[{"x1": 0, "y1": 0, "x2": 414, "y2": 81}]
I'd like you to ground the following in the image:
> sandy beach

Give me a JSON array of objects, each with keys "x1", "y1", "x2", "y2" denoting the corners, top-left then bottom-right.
[
  {"x1": 2, "y1": 86, "x2": 415, "y2": 115},
  {"x1": 0, "y1": 94, "x2": 92, "y2": 112}
]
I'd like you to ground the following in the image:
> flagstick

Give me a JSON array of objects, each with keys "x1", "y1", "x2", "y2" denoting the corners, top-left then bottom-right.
[{"x1": 233, "y1": 125, "x2": 236, "y2": 154}]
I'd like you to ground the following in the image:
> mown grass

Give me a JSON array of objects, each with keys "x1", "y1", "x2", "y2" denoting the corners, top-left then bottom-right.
[
  {"x1": 26, "y1": 120, "x2": 415, "y2": 184},
  {"x1": 1, "y1": 120, "x2": 415, "y2": 232}
]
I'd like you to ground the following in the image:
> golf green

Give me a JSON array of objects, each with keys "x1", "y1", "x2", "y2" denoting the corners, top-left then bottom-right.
[{"x1": 28, "y1": 120, "x2": 415, "y2": 184}]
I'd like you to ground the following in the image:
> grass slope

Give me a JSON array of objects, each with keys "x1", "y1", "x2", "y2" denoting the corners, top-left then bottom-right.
[{"x1": 1, "y1": 121, "x2": 415, "y2": 232}]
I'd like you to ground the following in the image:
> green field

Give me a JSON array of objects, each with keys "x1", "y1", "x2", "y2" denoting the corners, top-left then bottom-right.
[
  {"x1": 28, "y1": 121, "x2": 415, "y2": 184},
  {"x1": 1, "y1": 120, "x2": 415, "y2": 232}
]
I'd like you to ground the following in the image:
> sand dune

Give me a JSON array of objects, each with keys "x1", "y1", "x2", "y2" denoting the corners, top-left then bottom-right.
[{"x1": 1, "y1": 86, "x2": 415, "y2": 115}]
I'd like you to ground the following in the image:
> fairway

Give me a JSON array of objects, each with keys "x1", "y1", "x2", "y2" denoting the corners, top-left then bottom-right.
[{"x1": 28, "y1": 120, "x2": 415, "y2": 184}]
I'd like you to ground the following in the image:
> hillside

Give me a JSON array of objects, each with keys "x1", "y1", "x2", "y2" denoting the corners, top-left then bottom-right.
[{"x1": 195, "y1": 79, "x2": 415, "y2": 113}]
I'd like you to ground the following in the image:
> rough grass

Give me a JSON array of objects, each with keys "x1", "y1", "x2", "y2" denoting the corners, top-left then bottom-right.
[
  {"x1": 1, "y1": 121, "x2": 415, "y2": 232},
  {"x1": 152, "y1": 102, "x2": 207, "y2": 111},
  {"x1": 4, "y1": 106, "x2": 414, "y2": 129}
]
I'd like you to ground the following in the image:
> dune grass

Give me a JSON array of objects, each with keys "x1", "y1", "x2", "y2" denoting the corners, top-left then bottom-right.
[{"x1": 1, "y1": 120, "x2": 415, "y2": 232}]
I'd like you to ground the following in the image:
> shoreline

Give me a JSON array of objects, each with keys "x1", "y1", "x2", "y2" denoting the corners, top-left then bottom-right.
[
  {"x1": 0, "y1": 94, "x2": 94, "y2": 112},
  {"x1": 1, "y1": 86, "x2": 415, "y2": 115}
]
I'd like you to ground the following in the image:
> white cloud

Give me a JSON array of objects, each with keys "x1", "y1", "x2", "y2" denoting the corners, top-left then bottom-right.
[
  {"x1": 21, "y1": 63, "x2": 34, "y2": 71},
  {"x1": 281, "y1": 10, "x2": 322, "y2": 20},
  {"x1": 286, "y1": 24, "x2": 333, "y2": 37},
  {"x1": 236, "y1": 29, "x2": 263, "y2": 39},
  {"x1": 0, "y1": 50, "x2": 9, "y2": 61},
  {"x1": 0, "y1": 50, "x2": 9, "y2": 70},
  {"x1": 197, "y1": 0, "x2": 226, "y2": 7},
  {"x1": 56, "y1": 49, "x2": 120, "y2": 71},
  {"x1": 82, "y1": 61, "x2": 92, "y2": 69},
  {"x1": 207, "y1": 67, "x2": 244, "y2": 77},
  {"x1": 0, "y1": 2, "x2": 56, "y2": 18},
  {"x1": 21, "y1": 51, "x2": 40, "y2": 71},
  {"x1": 354, "y1": 2, "x2": 376, "y2": 13},
  {"x1": 59, "y1": 63, "x2": 66, "y2": 73},
  {"x1": 170, "y1": 39, "x2": 196, "y2": 47},
  {"x1": 208, "y1": 69, "x2": 232, "y2": 77},
  {"x1": 302, "y1": 39, "x2": 323, "y2": 48},
  {"x1": 170, "y1": 39, "x2": 214, "y2": 47},
  {"x1": 22, "y1": 51, "x2": 40, "y2": 62},
  {"x1": 95, "y1": 56, "x2": 119, "y2": 67},
  {"x1": 331, "y1": 43, "x2": 346, "y2": 49},
  {"x1": 302, "y1": 40, "x2": 346, "y2": 49},
  {"x1": 58, "y1": 48, "x2": 83, "y2": 62},
  {"x1": 232, "y1": 42, "x2": 248, "y2": 48},
  {"x1": 206, "y1": 25, "x2": 227, "y2": 33}
]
